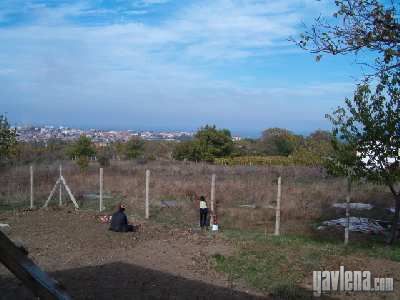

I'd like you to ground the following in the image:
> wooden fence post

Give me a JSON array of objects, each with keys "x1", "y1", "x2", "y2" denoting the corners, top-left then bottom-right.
[
  {"x1": 345, "y1": 177, "x2": 351, "y2": 245},
  {"x1": 99, "y1": 168, "x2": 104, "y2": 212},
  {"x1": 30, "y1": 165, "x2": 34, "y2": 209},
  {"x1": 211, "y1": 174, "x2": 216, "y2": 213},
  {"x1": 274, "y1": 176, "x2": 281, "y2": 236},
  {"x1": 145, "y1": 170, "x2": 150, "y2": 219},
  {"x1": 59, "y1": 165, "x2": 62, "y2": 206},
  {"x1": 210, "y1": 174, "x2": 216, "y2": 227}
]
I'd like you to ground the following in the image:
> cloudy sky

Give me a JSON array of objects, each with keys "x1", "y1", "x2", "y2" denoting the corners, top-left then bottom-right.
[{"x1": 0, "y1": 0, "x2": 365, "y2": 136}]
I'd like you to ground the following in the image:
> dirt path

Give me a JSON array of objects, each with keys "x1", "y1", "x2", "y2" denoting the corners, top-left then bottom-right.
[{"x1": 0, "y1": 209, "x2": 267, "y2": 299}]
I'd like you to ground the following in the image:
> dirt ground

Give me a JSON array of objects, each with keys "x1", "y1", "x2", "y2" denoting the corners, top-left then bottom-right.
[
  {"x1": 1, "y1": 208, "x2": 399, "y2": 300},
  {"x1": 0, "y1": 208, "x2": 267, "y2": 300}
]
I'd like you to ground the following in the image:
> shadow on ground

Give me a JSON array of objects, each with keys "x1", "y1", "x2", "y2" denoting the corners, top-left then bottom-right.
[{"x1": 1, "y1": 262, "x2": 271, "y2": 299}]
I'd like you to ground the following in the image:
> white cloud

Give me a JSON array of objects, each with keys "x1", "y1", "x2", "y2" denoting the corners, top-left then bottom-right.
[{"x1": 0, "y1": 0, "x2": 351, "y2": 130}]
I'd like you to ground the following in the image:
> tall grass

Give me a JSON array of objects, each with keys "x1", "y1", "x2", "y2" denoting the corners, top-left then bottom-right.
[{"x1": 0, "y1": 160, "x2": 392, "y2": 232}]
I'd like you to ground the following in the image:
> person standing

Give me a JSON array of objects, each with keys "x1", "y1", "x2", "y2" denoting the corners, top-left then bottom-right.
[{"x1": 199, "y1": 196, "x2": 208, "y2": 229}]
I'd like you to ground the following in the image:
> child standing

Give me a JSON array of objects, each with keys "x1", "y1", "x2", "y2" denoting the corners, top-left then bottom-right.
[{"x1": 199, "y1": 196, "x2": 208, "y2": 228}]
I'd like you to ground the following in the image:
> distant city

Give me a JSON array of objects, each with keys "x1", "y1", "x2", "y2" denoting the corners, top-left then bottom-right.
[{"x1": 14, "y1": 125, "x2": 243, "y2": 144}]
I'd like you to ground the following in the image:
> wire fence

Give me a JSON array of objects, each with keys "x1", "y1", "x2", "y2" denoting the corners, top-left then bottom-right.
[{"x1": 0, "y1": 160, "x2": 392, "y2": 232}]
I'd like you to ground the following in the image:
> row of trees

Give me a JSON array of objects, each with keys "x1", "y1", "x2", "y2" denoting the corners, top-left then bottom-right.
[
  {"x1": 62, "y1": 136, "x2": 150, "y2": 169},
  {"x1": 0, "y1": 118, "x2": 334, "y2": 168},
  {"x1": 0, "y1": 127, "x2": 149, "y2": 170},
  {"x1": 172, "y1": 125, "x2": 334, "y2": 163},
  {"x1": 7, "y1": 135, "x2": 178, "y2": 169}
]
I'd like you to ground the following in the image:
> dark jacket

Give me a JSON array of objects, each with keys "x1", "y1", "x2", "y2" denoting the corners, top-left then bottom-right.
[{"x1": 109, "y1": 209, "x2": 129, "y2": 232}]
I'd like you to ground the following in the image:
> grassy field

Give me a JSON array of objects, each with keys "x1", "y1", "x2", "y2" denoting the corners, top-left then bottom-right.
[
  {"x1": 1, "y1": 160, "x2": 399, "y2": 298},
  {"x1": 0, "y1": 160, "x2": 393, "y2": 219},
  {"x1": 212, "y1": 229, "x2": 400, "y2": 299},
  {"x1": 0, "y1": 160, "x2": 395, "y2": 235}
]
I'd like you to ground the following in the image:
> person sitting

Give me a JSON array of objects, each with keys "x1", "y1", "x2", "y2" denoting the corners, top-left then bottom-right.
[{"x1": 109, "y1": 203, "x2": 134, "y2": 232}]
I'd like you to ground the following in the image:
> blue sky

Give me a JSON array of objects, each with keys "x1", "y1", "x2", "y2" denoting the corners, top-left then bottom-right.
[{"x1": 0, "y1": 0, "x2": 367, "y2": 137}]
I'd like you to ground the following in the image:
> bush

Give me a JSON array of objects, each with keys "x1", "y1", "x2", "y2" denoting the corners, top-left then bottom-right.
[
  {"x1": 77, "y1": 155, "x2": 89, "y2": 171},
  {"x1": 259, "y1": 128, "x2": 303, "y2": 156},
  {"x1": 97, "y1": 148, "x2": 111, "y2": 167},
  {"x1": 125, "y1": 137, "x2": 145, "y2": 160}
]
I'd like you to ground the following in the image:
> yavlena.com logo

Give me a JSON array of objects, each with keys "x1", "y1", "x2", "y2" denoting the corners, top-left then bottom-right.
[{"x1": 313, "y1": 266, "x2": 393, "y2": 296}]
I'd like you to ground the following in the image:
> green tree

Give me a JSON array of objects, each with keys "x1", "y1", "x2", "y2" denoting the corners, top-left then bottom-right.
[
  {"x1": 259, "y1": 128, "x2": 303, "y2": 156},
  {"x1": 97, "y1": 145, "x2": 112, "y2": 167},
  {"x1": 296, "y1": 0, "x2": 400, "y2": 244},
  {"x1": 67, "y1": 135, "x2": 96, "y2": 171},
  {"x1": 326, "y1": 71, "x2": 400, "y2": 244},
  {"x1": 144, "y1": 140, "x2": 175, "y2": 160},
  {"x1": 172, "y1": 140, "x2": 203, "y2": 161},
  {"x1": 294, "y1": 0, "x2": 399, "y2": 76},
  {"x1": 292, "y1": 130, "x2": 334, "y2": 164},
  {"x1": 113, "y1": 141, "x2": 125, "y2": 160},
  {"x1": 125, "y1": 137, "x2": 145, "y2": 160},
  {"x1": 173, "y1": 125, "x2": 234, "y2": 162},
  {"x1": 309, "y1": 130, "x2": 333, "y2": 144},
  {"x1": 233, "y1": 138, "x2": 261, "y2": 156},
  {"x1": 0, "y1": 114, "x2": 17, "y2": 164},
  {"x1": 195, "y1": 125, "x2": 234, "y2": 161}
]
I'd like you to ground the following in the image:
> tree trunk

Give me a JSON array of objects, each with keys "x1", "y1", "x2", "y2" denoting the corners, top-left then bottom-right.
[
  {"x1": 345, "y1": 177, "x2": 351, "y2": 245},
  {"x1": 388, "y1": 194, "x2": 400, "y2": 245}
]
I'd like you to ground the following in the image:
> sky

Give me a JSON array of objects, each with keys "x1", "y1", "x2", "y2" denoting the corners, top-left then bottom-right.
[{"x1": 0, "y1": 0, "x2": 367, "y2": 137}]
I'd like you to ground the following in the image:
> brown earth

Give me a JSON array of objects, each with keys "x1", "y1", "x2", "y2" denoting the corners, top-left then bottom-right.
[
  {"x1": 1, "y1": 208, "x2": 399, "y2": 300},
  {"x1": 0, "y1": 208, "x2": 267, "y2": 300}
]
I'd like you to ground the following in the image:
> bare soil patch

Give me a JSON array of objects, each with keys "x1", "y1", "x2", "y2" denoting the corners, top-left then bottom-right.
[{"x1": 0, "y1": 209, "x2": 266, "y2": 299}]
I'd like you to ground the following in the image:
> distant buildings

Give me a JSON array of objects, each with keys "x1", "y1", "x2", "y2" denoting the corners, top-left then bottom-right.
[
  {"x1": 15, "y1": 125, "x2": 195, "y2": 144},
  {"x1": 232, "y1": 136, "x2": 242, "y2": 142}
]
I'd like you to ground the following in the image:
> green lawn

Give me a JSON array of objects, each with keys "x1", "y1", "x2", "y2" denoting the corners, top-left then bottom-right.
[{"x1": 211, "y1": 229, "x2": 400, "y2": 299}]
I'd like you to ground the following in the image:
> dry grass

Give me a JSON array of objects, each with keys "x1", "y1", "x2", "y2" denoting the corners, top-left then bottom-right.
[{"x1": 0, "y1": 160, "x2": 393, "y2": 233}]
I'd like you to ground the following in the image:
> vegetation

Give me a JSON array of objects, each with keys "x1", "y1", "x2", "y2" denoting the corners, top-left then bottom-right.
[
  {"x1": 232, "y1": 138, "x2": 260, "y2": 156},
  {"x1": 0, "y1": 114, "x2": 17, "y2": 166},
  {"x1": 125, "y1": 137, "x2": 145, "y2": 160},
  {"x1": 67, "y1": 135, "x2": 96, "y2": 171},
  {"x1": 212, "y1": 228, "x2": 400, "y2": 297},
  {"x1": 296, "y1": 0, "x2": 399, "y2": 244},
  {"x1": 173, "y1": 125, "x2": 233, "y2": 162},
  {"x1": 97, "y1": 145, "x2": 113, "y2": 167},
  {"x1": 172, "y1": 140, "x2": 202, "y2": 162},
  {"x1": 143, "y1": 140, "x2": 174, "y2": 161},
  {"x1": 295, "y1": 0, "x2": 399, "y2": 76},
  {"x1": 214, "y1": 155, "x2": 318, "y2": 166},
  {"x1": 173, "y1": 126, "x2": 333, "y2": 165},
  {"x1": 2, "y1": 114, "x2": 334, "y2": 168},
  {"x1": 293, "y1": 131, "x2": 334, "y2": 166},
  {"x1": 259, "y1": 128, "x2": 303, "y2": 156},
  {"x1": 327, "y1": 72, "x2": 400, "y2": 244},
  {"x1": 214, "y1": 131, "x2": 333, "y2": 166}
]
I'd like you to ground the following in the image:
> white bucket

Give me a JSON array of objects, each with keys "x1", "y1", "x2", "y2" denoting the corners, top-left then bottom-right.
[{"x1": 212, "y1": 224, "x2": 219, "y2": 231}]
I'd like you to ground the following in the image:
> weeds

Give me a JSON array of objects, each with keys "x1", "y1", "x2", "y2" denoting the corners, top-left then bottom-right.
[{"x1": 211, "y1": 228, "x2": 400, "y2": 297}]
